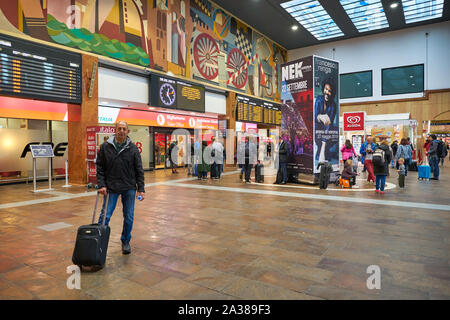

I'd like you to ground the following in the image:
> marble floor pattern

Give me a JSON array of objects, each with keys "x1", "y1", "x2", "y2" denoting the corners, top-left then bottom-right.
[{"x1": 0, "y1": 164, "x2": 449, "y2": 300}]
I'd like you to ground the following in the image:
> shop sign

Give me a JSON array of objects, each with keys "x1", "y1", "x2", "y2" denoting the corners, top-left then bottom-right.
[{"x1": 343, "y1": 112, "x2": 365, "y2": 131}]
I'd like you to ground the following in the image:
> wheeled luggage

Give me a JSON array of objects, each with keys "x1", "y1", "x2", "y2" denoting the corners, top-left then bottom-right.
[
  {"x1": 408, "y1": 160, "x2": 418, "y2": 172},
  {"x1": 418, "y1": 165, "x2": 431, "y2": 181},
  {"x1": 255, "y1": 163, "x2": 264, "y2": 183},
  {"x1": 72, "y1": 193, "x2": 111, "y2": 269},
  {"x1": 318, "y1": 162, "x2": 332, "y2": 189}
]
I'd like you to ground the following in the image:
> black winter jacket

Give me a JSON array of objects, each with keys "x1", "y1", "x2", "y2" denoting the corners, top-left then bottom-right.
[{"x1": 96, "y1": 136, "x2": 145, "y2": 193}]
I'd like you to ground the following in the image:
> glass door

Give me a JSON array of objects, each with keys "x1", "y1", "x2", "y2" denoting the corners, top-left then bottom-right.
[{"x1": 154, "y1": 132, "x2": 166, "y2": 169}]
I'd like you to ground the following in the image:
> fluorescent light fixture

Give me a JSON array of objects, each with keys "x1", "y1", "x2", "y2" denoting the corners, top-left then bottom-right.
[
  {"x1": 291, "y1": 25, "x2": 299, "y2": 30},
  {"x1": 401, "y1": 0, "x2": 444, "y2": 24},
  {"x1": 339, "y1": 0, "x2": 389, "y2": 32},
  {"x1": 280, "y1": 0, "x2": 344, "y2": 40},
  {"x1": 390, "y1": 2, "x2": 399, "y2": 8}
]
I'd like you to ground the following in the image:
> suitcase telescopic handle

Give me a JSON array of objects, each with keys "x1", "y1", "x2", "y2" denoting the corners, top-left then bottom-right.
[{"x1": 92, "y1": 192, "x2": 109, "y2": 225}]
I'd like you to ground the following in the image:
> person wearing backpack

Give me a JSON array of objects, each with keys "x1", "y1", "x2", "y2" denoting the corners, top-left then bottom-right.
[
  {"x1": 395, "y1": 138, "x2": 412, "y2": 176},
  {"x1": 373, "y1": 140, "x2": 392, "y2": 194},
  {"x1": 427, "y1": 134, "x2": 441, "y2": 180}
]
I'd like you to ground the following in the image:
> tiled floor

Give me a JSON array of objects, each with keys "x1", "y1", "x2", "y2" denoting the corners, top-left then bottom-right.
[{"x1": 0, "y1": 163, "x2": 449, "y2": 300}]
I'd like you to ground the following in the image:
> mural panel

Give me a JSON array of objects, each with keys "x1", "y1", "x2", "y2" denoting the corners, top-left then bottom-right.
[{"x1": 0, "y1": 0, "x2": 287, "y2": 101}]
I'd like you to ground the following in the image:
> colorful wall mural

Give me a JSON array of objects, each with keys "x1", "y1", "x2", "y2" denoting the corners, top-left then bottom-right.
[{"x1": 0, "y1": 0, "x2": 288, "y2": 101}]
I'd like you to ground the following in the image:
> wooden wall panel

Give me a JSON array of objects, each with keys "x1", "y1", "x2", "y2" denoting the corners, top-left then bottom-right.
[{"x1": 68, "y1": 54, "x2": 98, "y2": 185}]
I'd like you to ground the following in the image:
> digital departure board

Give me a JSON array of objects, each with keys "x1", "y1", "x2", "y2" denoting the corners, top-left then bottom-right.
[
  {"x1": 150, "y1": 74, "x2": 205, "y2": 112},
  {"x1": 236, "y1": 95, "x2": 281, "y2": 126},
  {"x1": 0, "y1": 34, "x2": 82, "y2": 104}
]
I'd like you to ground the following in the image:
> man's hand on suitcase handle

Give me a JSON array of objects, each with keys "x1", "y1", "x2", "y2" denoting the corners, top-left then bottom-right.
[{"x1": 98, "y1": 187, "x2": 107, "y2": 195}]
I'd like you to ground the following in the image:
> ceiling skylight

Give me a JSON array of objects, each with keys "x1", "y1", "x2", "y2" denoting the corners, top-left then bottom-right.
[
  {"x1": 339, "y1": 0, "x2": 389, "y2": 32},
  {"x1": 402, "y1": 0, "x2": 444, "y2": 24},
  {"x1": 280, "y1": 0, "x2": 344, "y2": 40}
]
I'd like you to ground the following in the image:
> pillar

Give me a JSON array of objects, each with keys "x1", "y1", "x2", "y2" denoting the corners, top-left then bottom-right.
[{"x1": 68, "y1": 54, "x2": 98, "y2": 185}]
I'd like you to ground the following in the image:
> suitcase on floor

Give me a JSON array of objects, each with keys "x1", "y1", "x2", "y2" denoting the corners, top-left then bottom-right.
[
  {"x1": 255, "y1": 164, "x2": 264, "y2": 183},
  {"x1": 318, "y1": 162, "x2": 332, "y2": 189},
  {"x1": 408, "y1": 161, "x2": 418, "y2": 172},
  {"x1": 418, "y1": 165, "x2": 431, "y2": 180},
  {"x1": 72, "y1": 193, "x2": 111, "y2": 269}
]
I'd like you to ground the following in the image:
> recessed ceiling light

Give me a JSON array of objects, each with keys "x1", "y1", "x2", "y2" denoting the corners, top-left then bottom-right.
[
  {"x1": 390, "y1": 3, "x2": 398, "y2": 8},
  {"x1": 291, "y1": 25, "x2": 299, "y2": 31}
]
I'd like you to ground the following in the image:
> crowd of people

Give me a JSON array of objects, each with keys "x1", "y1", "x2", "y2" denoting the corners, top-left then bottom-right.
[{"x1": 339, "y1": 134, "x2": 448, "y2": 193}]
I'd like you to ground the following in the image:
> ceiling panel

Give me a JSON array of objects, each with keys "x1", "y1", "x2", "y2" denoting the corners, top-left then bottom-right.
[{"x1": 211, "y1": 0, "x2": 450, "y2": 49}]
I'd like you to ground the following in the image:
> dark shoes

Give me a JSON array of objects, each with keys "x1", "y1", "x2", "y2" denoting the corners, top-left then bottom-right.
[
  {"x1": 280, "y1": 181, "x2": 287, "y2": 185},
  {"x1": 122, "y1": 242, "x2": 131, "y2": 255},
  {"x1": 430, "y1": 177, "x2": 439, "y2": 180}
]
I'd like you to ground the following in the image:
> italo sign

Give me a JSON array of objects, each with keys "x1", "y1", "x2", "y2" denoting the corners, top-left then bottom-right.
[{"x1": 343, "y1": 112, "x2": 365, "y2": 131}]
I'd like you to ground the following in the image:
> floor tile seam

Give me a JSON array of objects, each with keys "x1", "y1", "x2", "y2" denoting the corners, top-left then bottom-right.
[
  {"x1": 0, "y1": 269, "x2": 41, "y2": 299},
  {"x1": 217, "y1": 272, "x2": 324, "y2": 300},
  {"x1": 166, "y1": 182, "x2": 450, "y2": 212}
]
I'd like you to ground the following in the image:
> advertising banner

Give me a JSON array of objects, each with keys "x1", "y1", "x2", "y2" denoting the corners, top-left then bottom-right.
[
  {"x1": 343, "y1": 112, "x2": 365, "y2": 131},
  {"x1": 280, "y1": 56, "x2": 314, "y2": 175},
  {"x1": 313, "y1": 56, "x2": 339, "y2": 174}
]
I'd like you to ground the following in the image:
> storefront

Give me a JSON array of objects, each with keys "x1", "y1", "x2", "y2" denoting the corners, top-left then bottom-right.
[
  {"x1": 340, "y1": 113, "x2": 417, "y2": 155},
  {"x1": 0, "y1": 97, "x2": 75, "y2": 183},
  {"x1": 98, "y1": 65, "x2": 225, "y2": 171}
]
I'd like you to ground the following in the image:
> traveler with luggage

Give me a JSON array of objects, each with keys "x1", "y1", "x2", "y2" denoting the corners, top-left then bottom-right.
[
  {"x1": 427, "y1": 134, "x2": 442, "y2": 180},
  {"x1": 373, "y1": 140, "x2": 392, "y2": 194},
  {"x1": 360, "y1": 136, "x2": 376, "y2": 184},
  {"x1": 96, "y1": 121, "x2": 145, "y2": 255},
  {"x1": 395, "y1": 138, "x2": 412, "y2": 176},
  {"x1": 341, "y1": 159, "x2": 358, "y2": 188}
]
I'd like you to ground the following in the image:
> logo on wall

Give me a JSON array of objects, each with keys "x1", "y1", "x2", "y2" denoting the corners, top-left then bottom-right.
[
  {"x1": 343, "y1": 112, "x2": 365, "y2": 131},
  {"x1": 159, "y1": 83, "x2": 176, "y2": 106},
  {"x1": 157, "y1": 114, "x2": 166, "y2": 126}
]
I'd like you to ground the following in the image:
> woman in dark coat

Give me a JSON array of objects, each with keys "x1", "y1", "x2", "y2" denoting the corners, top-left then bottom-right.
[
  {"x1": 374, "y1": 140, "x2": 392, "y2": 194},
  {"x1": 197, "y1": 141, "x2": 210, "y2": 180}
]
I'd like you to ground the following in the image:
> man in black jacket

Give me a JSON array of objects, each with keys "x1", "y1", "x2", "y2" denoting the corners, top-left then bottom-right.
[
  {"x1": 274, "y1": 133, "x2": 288, "y2": 184},
  {"x1": 96, "y1": 121, "x2": 145, "y2": 254}
]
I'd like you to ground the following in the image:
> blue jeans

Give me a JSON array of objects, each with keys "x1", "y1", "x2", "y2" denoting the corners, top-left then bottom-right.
[
  {"x1": 98, "y1": 189, "x2": 136, "y2": 243},
  {"x1": 430, "y1": 156, "x2": 440, "y2": 179},
  {"x1": 375, "y1": 175, "x2": 386, "y2": 191},
  {"x1": 280, "y1": 162, "x2": 287, "y2": 183}
]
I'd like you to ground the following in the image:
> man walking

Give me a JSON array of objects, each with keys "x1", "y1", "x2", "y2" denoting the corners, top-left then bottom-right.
[{"x1": 96, "y1": 121, "x2": 145, "y2": 254}]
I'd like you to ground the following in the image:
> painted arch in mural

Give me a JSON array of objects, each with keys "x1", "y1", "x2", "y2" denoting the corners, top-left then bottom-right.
[{"x1": 0, "y1": 0, "x2": 287, "y2": 100}]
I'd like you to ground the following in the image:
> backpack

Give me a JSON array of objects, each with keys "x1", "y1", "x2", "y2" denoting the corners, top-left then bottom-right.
[
  {"x1": 436, "y1": 140, "x2": 445, "y2": 158},
  {"x1": 372, "y1": 148, "x2": 385, "y2": 166}
]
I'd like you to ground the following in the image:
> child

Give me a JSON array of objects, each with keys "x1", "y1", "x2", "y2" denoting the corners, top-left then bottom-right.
[
  {"x1": 397, "y1": 157, "x2": 406, "y2": 188},
  {"x1": 342, "y1": 159, "x2": 358, "y2": 188}
]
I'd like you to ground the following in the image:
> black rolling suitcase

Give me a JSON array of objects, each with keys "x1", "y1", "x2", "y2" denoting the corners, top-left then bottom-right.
[
  {"x1": 318, "y1": 162, "x2": 332, "y2": 189},
  {"x1": 255, "y1": 163, "x2": 264, "y2": 183},
  {"x1": 72, "y1": 193, "x2": 111, "y2": 270}
]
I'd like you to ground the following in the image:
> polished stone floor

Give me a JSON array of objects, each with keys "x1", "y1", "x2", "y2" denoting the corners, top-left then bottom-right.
[{"x1": 0, "y1": 163, "x2": 449, "y2": 300}]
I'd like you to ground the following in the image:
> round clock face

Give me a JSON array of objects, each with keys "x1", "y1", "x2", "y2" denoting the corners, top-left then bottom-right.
[{"x1": 159, "y1": 83, "x2": 176, "y2": 106}]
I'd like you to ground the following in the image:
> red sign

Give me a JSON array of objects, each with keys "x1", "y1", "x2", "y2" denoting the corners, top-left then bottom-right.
[{"x1": 343, "y1": 112, "x2": 365, "y2": 131}]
